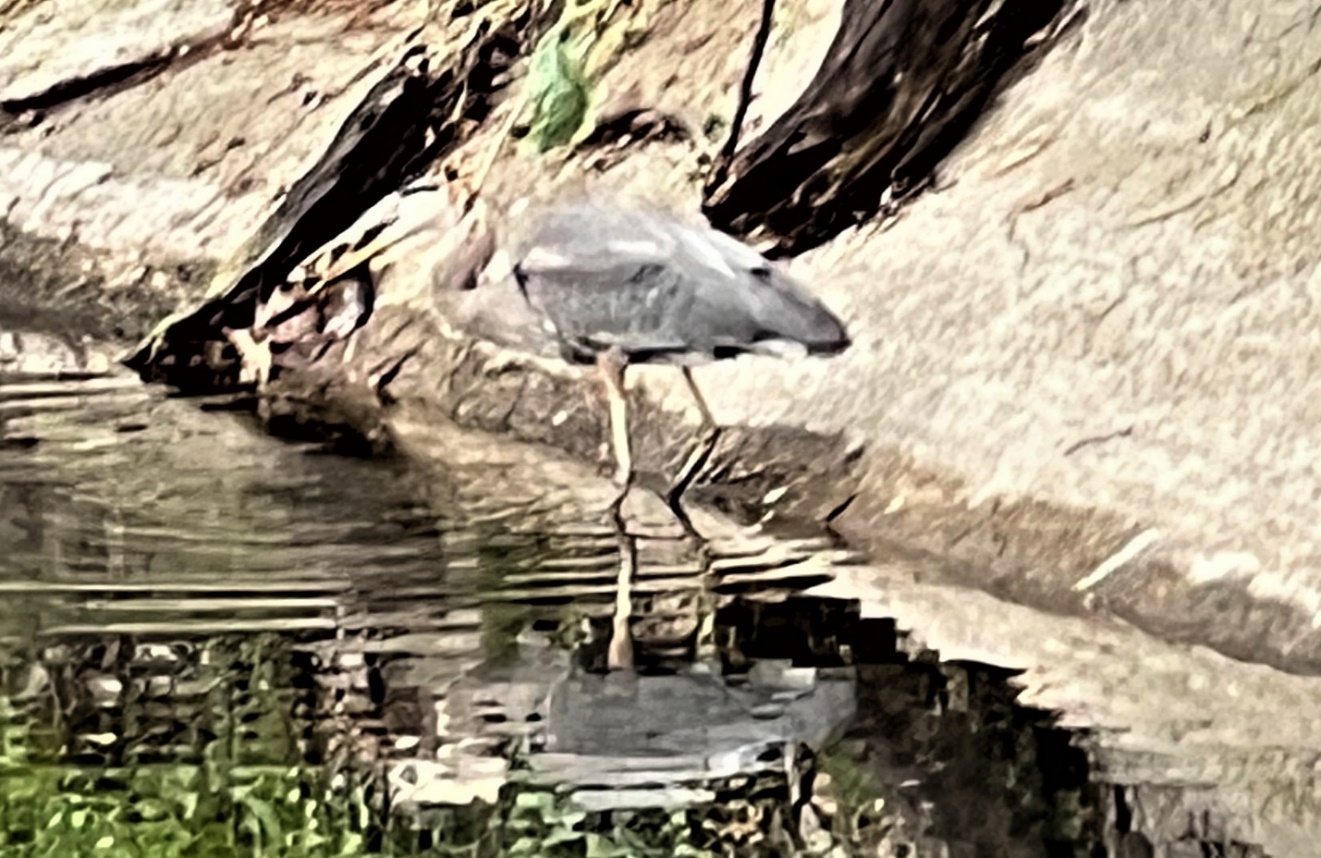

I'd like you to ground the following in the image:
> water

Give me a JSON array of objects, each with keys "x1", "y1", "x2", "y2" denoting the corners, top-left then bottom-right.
[{"x1": 0, "y1": 329, "x2": 1273, "y2": 857}]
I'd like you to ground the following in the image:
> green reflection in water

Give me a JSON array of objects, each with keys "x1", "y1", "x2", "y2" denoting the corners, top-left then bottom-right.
[{"x1": 1, "y1": 635, "x2": 373, "y2": 857}]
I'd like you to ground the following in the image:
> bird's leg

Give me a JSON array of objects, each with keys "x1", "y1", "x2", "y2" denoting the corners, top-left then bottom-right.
[
  {"x1": 597, "y1": 347, "x2": 636, "y2": 671},
  {"x1": 668, "y1": 366, "x2": 722, "y2": 666},
  {"x1": 596, "y1": 348, "x2": 633, "y2": 489},
  {"x1": 606, "y1": 523, "x2": 637, "y2": 672},
  {"x1": 666, "y1": 366, "x2": 721, "y2": 532},
  {"x1": 223, "y1": 326, "x2": 273, "y2": 389}
]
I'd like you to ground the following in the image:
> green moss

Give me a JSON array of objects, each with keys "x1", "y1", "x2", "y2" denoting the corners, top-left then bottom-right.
[
  {"x1": 0, "y1": 761, "x2": 378, "y2": 858},
  {"x1": 526, "y1": 26, "x2": 591, "y2": 153}
]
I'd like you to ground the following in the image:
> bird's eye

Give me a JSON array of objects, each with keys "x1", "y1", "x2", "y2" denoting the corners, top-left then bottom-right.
[{"x1": 750, "y1": 266, "x2": 774, "y2": 283}]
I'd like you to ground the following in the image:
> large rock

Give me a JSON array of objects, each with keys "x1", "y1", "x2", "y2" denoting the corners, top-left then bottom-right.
[
  {"x1": 760, "y1": 0, "x2": 1321, "y2": 673},
  {"x1": 3, "y1": 0, "x2": 1321, "y2": 695},
  {"x1": 0, "y1": 0, "x2": 442, "y2": 338}
]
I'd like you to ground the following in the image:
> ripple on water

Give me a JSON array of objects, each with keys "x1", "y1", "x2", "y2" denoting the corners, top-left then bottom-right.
[{"x1": 0, "y1": 353, "x2": 1269, "y2": 857}]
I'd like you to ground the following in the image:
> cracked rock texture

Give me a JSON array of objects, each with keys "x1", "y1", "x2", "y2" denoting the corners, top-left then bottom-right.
[
  {"x1": 763, "y1": 0, "x2": 1321, "y2": 673},
  {"x1": 0, "y1": 0, "x2": 429, "y2": 337},
  {"x1": 4, "y1": 0, "x2": 1321, "y2": 692}
]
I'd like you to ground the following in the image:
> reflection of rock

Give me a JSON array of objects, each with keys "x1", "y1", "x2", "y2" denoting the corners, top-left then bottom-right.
[{"x1": 813, "y1": 564, "x2": 1312, "y2": 857}]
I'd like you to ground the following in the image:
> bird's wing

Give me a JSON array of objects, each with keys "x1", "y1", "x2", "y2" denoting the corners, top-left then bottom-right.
[
  {"x1": 690, "y1": 221, "x2": 773, "y2": 275},
  {"x1": 512, "y1": 201, "x2": 676, "y2": 262},
  {"x1": 515, "y1": 252, "x2": 696, "y2": 355}
]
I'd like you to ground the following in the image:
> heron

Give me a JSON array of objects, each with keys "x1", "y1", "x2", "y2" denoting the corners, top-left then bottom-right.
[{"x1": 495, "y1": 198, "x2": 851, "y2": 498}]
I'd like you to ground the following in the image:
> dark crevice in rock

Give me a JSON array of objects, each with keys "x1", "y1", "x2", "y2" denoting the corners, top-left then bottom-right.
[
  {"x1": 574, "y1": 108, "x2": 690, "y2": 151},
  {"x1": 128, "y1": 12, "x2": 542, "y2": 387},
  {"x1": 0, "y1": 0, "x2": 412, "y2": 129},
  {"x1": 707, "y1": 0, "x2": 777, "y2": 194},
  {"x1": 0, "y1": 56, "x2": 175, "y2": 120},
  {"x1": 703, "y1": 0, "x2": 1076, "y2": 257},
  {"x1": 0, "y1": 17, "x2": 245, "y2": 129}
]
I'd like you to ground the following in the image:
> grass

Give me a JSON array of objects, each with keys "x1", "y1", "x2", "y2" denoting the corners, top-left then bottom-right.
[{"x1": 0, "y1": 756, "x2": 379, "y2": 858}]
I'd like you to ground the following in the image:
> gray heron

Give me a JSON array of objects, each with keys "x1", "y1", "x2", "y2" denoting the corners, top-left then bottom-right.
[{"x1": 500, "y1": 198, "x2": 851, "y2": 499}]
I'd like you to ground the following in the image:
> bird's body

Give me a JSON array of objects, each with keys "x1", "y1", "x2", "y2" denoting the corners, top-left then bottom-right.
[{"x1": 506, "y1": 201, "x2": 850, "y2": 366}]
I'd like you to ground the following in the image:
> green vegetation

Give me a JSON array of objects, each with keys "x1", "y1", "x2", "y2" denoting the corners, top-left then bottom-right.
[
  {"x1": 2, "y1": 632, "x2": 361, "y2": 857},
  {"x1": 0, "y1": 760, "x2": 376, "y2": 858},
  {"x1": 0, "y1": 638, "x2": 383, "y2": 858},
  {"x1": 522, "y1": 0, "x2": 662, "y2": 153},
  {"x1": 504, "y1": 791, "x2": 724, "y2": 858},
  {"x1": 815, "y1": 744, "x2": 907, "y2": 854},
  {"x1": 0, "y1": 755, "x2": 743, "y2": 858},
  {"x1": 526, "y1": 26, "x2": 592, "y2": 153}
]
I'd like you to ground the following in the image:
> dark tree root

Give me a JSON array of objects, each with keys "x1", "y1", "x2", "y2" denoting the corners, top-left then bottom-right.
[{"x1": 703, "y1": 0, "x2": 1077, "y2": 257}]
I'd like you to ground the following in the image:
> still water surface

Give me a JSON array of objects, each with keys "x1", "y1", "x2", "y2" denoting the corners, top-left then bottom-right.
[{"x1": 0, "y1": 341, "x2": 1254, "y2": 857}]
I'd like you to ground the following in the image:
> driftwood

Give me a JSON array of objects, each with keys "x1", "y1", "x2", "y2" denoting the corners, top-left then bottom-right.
[{"x1": 127, "y1": 10, "x2": 541, "y2": 387}]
